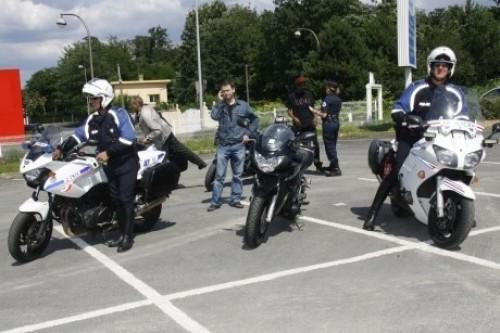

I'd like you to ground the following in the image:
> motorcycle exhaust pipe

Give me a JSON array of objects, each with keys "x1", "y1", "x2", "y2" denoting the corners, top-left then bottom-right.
[{"x1": 135, "y1": 196, "x2": 166, "y2": 216}]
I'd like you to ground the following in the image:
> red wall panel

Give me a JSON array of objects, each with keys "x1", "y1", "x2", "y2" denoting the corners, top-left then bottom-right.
[{"x1": 0, "y1": 69, "x2": 24, "y2": 139}]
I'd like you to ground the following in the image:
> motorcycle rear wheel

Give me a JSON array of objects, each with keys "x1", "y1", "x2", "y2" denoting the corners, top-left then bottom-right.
[
  {"x1": 134, "y1": 204, "x2": 161, "y2": 233},
  {"x1": 428, "y1": 192, "x2": 474, "y2": 249},
  {"x1": 245, "y1": 195, "x2": 270, "y2": 248},
  {"x1": 8, "y1": 213, "x2": 53, "y2": 263},
  {"x1": 204, "y1": 163, "x2": 216, "y2": 192}
]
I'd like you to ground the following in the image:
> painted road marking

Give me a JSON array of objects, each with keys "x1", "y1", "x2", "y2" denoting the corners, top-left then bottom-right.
[
  {"x1": 4, "y1": 210, "x2": 500, "y2": 333},
  {"x1": 302, "y1": 215, "x2": 500, "y2": 272},
  {"x1": 358, "y1": 177, "x2": 378, "y2": 182},
  {"x1": 482, "y1": 161, "x2": 500, "y2": 165},
  {"x1": 53, "y1": 225, "x2": 209, "y2": 333},
  {"x1": 2, "y1": 300, "x2": 152, "y2": 333},
  {"x1": 164, "y1": 245, "x2": 414, "y2": 301},
  {"x1": 357, "y1": 178, "x2": 500, "y2": 199},
  {"x1": 475, "y1": 191, "x2": 500, "y2": 199},
  {"x1": 469, "y1": 225, "x2": 500, "y2": 237},
  {"x1": 332, "y1": 203, "x2": 347, "y2": 206}
]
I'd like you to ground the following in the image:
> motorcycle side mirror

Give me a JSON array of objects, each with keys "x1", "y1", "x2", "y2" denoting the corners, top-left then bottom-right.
[
  {"x1": 237, "y1": 118, "x2": 250, "y2": 128},
  {"x1": 492, "y1": 122, "x2": 500, "y2": 134},
  {"x1": 483, "y1": 139, "x2": 498, "y2": 148}
]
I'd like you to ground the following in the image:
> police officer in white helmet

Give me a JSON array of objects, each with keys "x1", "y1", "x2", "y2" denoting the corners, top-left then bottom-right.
[
  {"x1": 53, "y1": 78, "x2": 138, "y2": 252},
  {"x1": 363, "y1": 46, "x2": 468, "y2": 230}
]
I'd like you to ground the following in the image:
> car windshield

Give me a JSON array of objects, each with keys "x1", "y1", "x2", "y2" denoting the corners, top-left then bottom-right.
[{"x1": 425, "y1": 86, "x2": 483, "y2": 122}]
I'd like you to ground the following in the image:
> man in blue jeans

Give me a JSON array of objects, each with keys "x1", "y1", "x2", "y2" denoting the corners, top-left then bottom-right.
[{"x1": 208, "y1": 80, "x2": 259, "y2": 211}]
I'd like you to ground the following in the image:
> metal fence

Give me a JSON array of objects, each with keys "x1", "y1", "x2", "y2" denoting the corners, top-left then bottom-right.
[{"x1": 255, "y1": 100, "x2": 385, "y2": 128}]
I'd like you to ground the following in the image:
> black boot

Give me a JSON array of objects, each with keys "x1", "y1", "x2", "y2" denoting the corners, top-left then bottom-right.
[
  {"x1": 117, "y1": 207, "x2": 135, "y2": 253},
  {"x1": 106, "y1": 235, "x2": 124, "y2": 247},
  {"x1": 363, "y1": 212, "x2": 377, "y2": 231},
  {"x1": 362, "y1": 178, "x2": 392, "y2": 231},
  {"x1": 106, "y1": 208, "x2": 125, "y2": 247},
  {"x1": 117, "y1": 235, "x2": 134, "y2": 253},
  {"x1": 314, "y1": 161, "x2": 324, "y2": 173}
]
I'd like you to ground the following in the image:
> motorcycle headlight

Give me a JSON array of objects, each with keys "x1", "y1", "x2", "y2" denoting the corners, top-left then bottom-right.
[
  {"x1": 254, "y1": 151, "x2": 285, "y2": 173},
  {"x1": 464, "y1": 149, "x2": 483, "y2": 169},
  {"x1": 433, "y1": 145, "x2": 458, "y2": 168},
  {"x1": 24, "y1": 168, "x2": 42, "y2": 182}
]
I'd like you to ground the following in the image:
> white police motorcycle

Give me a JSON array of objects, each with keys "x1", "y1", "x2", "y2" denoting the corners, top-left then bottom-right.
[
  {"x1": 8, "y1": 126, "x2": 179, "y2": 262},
  {"x1": 368, "y1": 87, "x2": 500, "y2": 249}
]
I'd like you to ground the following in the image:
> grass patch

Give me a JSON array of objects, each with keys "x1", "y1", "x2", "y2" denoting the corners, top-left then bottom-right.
[
  {"x1": 340, "y1": 123, "x2": 394, "y2": 139},
  {"x1": 0, "y1": 151, "x2": 23, "y2": 174},
  {"x1": 184, "y1": 136, "x2": 217, "y2": 155}
]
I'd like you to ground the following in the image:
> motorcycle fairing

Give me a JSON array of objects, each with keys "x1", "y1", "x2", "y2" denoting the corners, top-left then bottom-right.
[{"x1": 43, "y1": 158, "x2": 107, "y2": 198}]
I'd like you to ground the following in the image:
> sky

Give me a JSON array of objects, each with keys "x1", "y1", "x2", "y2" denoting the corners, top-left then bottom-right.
[{"x1": 0, "y1": 0, "x2": 495, "y2": 87}]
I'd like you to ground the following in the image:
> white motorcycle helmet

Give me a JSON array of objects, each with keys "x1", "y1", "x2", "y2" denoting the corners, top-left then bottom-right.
[
  {"x1": 426, "y1": 46, "x2": 457, "y2": 78},
  {"x1": 82, "y1": 78, "x2": 114, "y2": 109}
]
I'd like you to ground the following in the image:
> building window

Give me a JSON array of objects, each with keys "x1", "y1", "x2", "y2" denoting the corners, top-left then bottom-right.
[{"x1": 149, "y1": 94, "x2": 160, "y2": 103}]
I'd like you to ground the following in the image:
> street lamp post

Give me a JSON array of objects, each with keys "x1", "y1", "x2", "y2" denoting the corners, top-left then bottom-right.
[
  {"x1": 57, "y1": 13, "x2": 94, "y2": 79},
  {"x1": 78, "y1": 64, "x2": 87, "y2": 83},
  {"x1": 294, "y1": 27, "x2": 320, "y2": 51},
  {"x1": 195, "y1": 0, "x2": 205, "y2": 127},
  {"x1": 78, "y1": 65, "x2": 90, "y2": 114}
]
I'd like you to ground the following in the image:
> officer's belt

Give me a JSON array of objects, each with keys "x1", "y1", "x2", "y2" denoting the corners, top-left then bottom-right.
[{"x1": 323, "y1": 114, "x2": 339, "y2": 122}]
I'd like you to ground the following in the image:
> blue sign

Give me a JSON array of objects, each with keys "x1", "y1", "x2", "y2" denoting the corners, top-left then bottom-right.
[{"x1": 408, "y1": 0, "x2": 416, "y2": 67}]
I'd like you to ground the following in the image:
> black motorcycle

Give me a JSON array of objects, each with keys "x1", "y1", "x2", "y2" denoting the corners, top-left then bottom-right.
[{"x1": 244, "y1": 119, "x2": 315, "y2": 248}]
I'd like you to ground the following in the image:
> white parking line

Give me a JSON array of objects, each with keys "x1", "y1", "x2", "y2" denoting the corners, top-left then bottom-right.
[
  {"x1": 475, "y1": 191, "x2": 500, "y2": 199},
  {"x1": 1, "y1": 300, "x2": 152, "y2": 333},
  {"x1": 469, "y1": 225, "x2": 500, "y2": 237},
  {"x1": 358, "y1": 177, "x2": 378, "y2": 182},
  {"x1": 164, "y1": 245, "x2": 414, "y2": 301},
  {"x1": 357, "y1": 178, "x2": 500, "y2": 198},
  {"x1": 5, "y1": 204, "x2": 500, "y2": 333},
  {"x1": 482, "y1": 161, "x2": 500, "y2": 165},
  {"x1": 54, "y1": 226, "x2": 210, "y2": 333},
  {"x1": 301, "y1": 215, "x2": 500, "y2": 272}
]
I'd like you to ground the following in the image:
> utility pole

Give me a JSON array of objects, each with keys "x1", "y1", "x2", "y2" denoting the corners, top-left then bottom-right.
[{"x1": 245, "y1": 64, "x2": 250, "y2": 103}]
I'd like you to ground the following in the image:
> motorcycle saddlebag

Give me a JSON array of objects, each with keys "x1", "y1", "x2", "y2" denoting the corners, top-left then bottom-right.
[
  {"x1": 367, "y1": 140, "x2": 393, "y2": 176},
  {"x1": 140, "y1": 161, "x2": 180, "y2": 201}
]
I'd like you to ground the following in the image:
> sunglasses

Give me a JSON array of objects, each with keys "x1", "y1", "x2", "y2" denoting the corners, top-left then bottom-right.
[{"x1": 432, "y1": 62, "x2": 450, "y2": 69}]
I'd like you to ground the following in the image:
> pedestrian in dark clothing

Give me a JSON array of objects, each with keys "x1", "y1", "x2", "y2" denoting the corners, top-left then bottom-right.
[
  {"x1": 286, "y1": 75, "x2": 324, "y2": 172},
  {"x1": 130, "y1": 96, "x2": 207, "y2": 172},
  {"x1": 313, "y1": 80, "x2": 342, "y2": 176},
  {"x1": 208, "y1": 80, "x2": 259, "y2": 211},
  {"x1": 52, "y1": 78, "x2": 138, "y2": 252}
]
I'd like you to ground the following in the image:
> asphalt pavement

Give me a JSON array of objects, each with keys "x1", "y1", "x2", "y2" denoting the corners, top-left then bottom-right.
[{"x1": 1, "y1": 139, "x2": 500, "y2": 333}]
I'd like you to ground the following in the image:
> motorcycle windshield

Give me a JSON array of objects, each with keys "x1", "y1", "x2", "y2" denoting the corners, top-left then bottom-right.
[
  {"x1": 258, "y1": 124, "x2": 295, "y2": 157},
  {"x1": 25, "y1": 126, "x2": 64, "y2": 159},
  {"x1": 425, "y1": 86, "x2": 483, "y2": 122}
]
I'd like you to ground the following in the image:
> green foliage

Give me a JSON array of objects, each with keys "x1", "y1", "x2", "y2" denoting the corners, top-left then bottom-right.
[
  {"x1": 23, "y1": 1, "x2": 500, "y2": 123},
  {"x1": 0, "y1": 151, "x2": 24, "y2": 174}
]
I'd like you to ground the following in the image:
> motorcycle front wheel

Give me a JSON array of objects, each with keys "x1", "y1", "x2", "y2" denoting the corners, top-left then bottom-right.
[
  {"x1": 244, "y1": 195, "x2": 270, "y2": 248},
  {"x1": 204, "y1": 163, "x2": 216, "y2": 192},
  {"x1": 428, "y1": 192, "x2": 474, "y2": 249},
  {"x1": 134, "y1": 204, "x2": 161, "y2": 233},
  {"x1": 8, "y1": 213, "x2": 53, "y2": 263}
]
